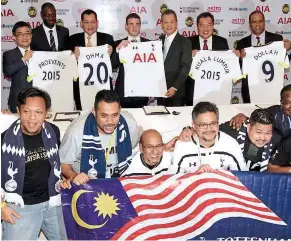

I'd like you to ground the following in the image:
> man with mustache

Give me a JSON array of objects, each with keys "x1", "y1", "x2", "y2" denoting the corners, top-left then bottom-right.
[{"x1": 171, "y1": 102, "x2": 247, "y2": 174}]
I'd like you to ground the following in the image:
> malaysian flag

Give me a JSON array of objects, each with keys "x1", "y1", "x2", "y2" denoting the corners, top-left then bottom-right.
[{"x1": 61, "y1": 171, "x2": 289, "y2": 240}]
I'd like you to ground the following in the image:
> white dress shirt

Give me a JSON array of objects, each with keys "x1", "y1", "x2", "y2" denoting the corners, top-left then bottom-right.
[
  {"x1": 251, "y1": 31, "x2": 265, "y2": 46},
  {"x1": 18, "y1": 46, "x2": 30, "y2": 65},
  {"x1": 199, "y1": 36, "x2": 213, "y2": 50},
  {"x1": 43, "y1": 24, "x2": 59, "y2": 50},
  {"x1": 163, "y1": 30, "x2": 178, "y2": 60},
  {"x1": 85, "y1": 32, "x2": 97, "y2": 47}
]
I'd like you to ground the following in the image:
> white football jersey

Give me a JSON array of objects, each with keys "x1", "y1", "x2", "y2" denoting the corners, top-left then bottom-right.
[
  {"x1": 170, "y1": 131, "x2": 247, "y2": 174},
  {"x1": 119, "y1": 41, "x2": 167, "y2": 97},
  {"x1": 189, "y1": 50, "x2": 242, "y2": 105},
  {"x1": 243, "y1": 41, "x2": 289, "y2": 103},
  {"x1": 28, "y1": 51, "x2": 76, "y2": 111},
  {"x1": 78, "y1": 45, "x2": 112, "y2": 110}
]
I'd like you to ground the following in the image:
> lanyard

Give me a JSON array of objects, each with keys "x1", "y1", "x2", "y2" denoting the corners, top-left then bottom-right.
[
  {"x1": 194, "y1": 134, "x2": 218, "y2": 165},
  {"x1": 105, "y1": 131, "x2": 116, "y2": 164}
]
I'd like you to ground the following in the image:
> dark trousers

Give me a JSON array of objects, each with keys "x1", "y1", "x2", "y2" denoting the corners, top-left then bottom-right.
[
  {"x1": 185, "y1": 77, "x2": 195, "y2": 106},
  {"x1": 241, "y1": 78, "x2": 251, "y2": 103},
  {"x1": 158, "y1": 96, "x2": 185, "y2": 107},
  {"x1": 73, "y1": 79, "x2": 82, "y2": 110}
]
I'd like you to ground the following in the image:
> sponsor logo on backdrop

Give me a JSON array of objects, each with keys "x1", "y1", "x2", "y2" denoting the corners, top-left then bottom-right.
[
  {"x1": 1, "y1": 0, "x2": 8, "y2": 5},
  {"x1": 214, "y1": 19, "x2": 224, "y2": 25},
  {"x1": 231, "y1": 96, "x2": 240, "y2": 104},
  {"x1": 229, "y1": 30, "x2": 248, "y2": 37},
  {"x1": 181, "y1": 30, "x2": 197, "y2": 37},
  {"x1": 185, "y1": 17, "x2": 194, "y2": 27},
  {"x1": 232, "y1": 18, "x2": 245, "y2": 24},
  {"x1": 284, "y1": 74, "x2": 289, "y2": 81},
  {"x1": 78, "y1": 8, "x2": 87, "y2": 14},
  {"x1": 21, "y1": 0, "x2": 39, "y2": 3},
  {"x1": 156, "y1": 19, "x2": 162, "y2": 26},
  {"x1": 213, "y1": 29, "x2": 218, "y2": 36},
  {"x1": 282, "y1": 4, "x2": 290, "y2": 14},
  {"x1": 276, "y1": 30, "x2": 291, "y2": 35},
  {"x1": 2, "y1": 86, "x2": 11, "y2": 90},
  {"x1": 256, "y1": 5, "x2": 270, "y2": 12},
  {"x1": 278, "y1": 17, "x2": 291, "y2": 24},
  {"x1": 233, "y1": 40, "x2": 238, "y2": 49},
  {"x1": 3, "y1": 74, "x2": 11, "y2": 81},
  {"x1": 160, "y1": 4, "x2": 168, "y2": 13},
  {"x1": 101, "y1": 7, "x2": 121, "y2": 13},
  {"x1": 1, "y1": 9, "x2": 14, "y2": 17},
  {"x1": 56, "y1": 19, "x2": 64, "y2": 27},
  {"x1": 28, "y1": 6, "x2": 37, "y2": 18},
  {"x1": 130, "y1": 6, "x2": 147, "y2": 14},
  {"x1": 1, "y1": 35, "x2": 14, "y2": 42},
  {"x1": 180, "y1": 6, "x2": 199, "y2": 13},
  {"x1": 154, "y1": 33, "x2": 162, "y2": 39},
  {"x1": 56, "y1": 9, "x2": 69, "y2": 16},
  {"x1": 207, "y1": 6, "x2": 221, "y2": 13},
  {"x1": 27, "y1": 21, "x2": 41, "y2": 28},
  {"x1": 141, "y1": 20, "x2": 148, "y2": 25},
  {"x1": 229, "y1": 7, "x2": 247, "y2": 11},
  {"x1": 1, "y1": 24, "x2": 14, "y2": 28},
  {"x1": 140, "y1": 32, "x2": 146, "y2": 37}
]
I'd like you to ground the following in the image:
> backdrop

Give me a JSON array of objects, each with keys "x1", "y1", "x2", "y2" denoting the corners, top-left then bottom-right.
[{"x1": 1, "y1": 0, "x2": 291, "y2": 109}]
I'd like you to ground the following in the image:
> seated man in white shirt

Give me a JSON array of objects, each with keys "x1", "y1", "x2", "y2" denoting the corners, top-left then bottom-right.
[
  {"x1": 122, "y1": 129, "x2": 174, "y2": 177},
  {"x1": 171, "y1": 102, "x2": 247, "y2": 174}
]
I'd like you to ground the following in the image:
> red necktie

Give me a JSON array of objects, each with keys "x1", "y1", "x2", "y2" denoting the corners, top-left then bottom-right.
[{"x1": 203, "y1": 39, "x2": 208, "y2": 50}]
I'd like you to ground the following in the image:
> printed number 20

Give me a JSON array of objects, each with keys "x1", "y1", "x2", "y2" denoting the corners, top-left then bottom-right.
[
  {"x1": 262, "y1": 60, "x2": 274, "y2": 82},
  {"x1": 84, "y1": 62, "x2": 108, "y2": 86}
]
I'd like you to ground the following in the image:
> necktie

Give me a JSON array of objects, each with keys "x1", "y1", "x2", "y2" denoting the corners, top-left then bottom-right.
[
  {"x1": 87, "y1": 36, "x2": 92, "y2": 47},
  {"x1": 24, "y1": 50, "x2": 29, "y2": 66},
  {"x1": 131, "y1": 39, "x2": 137, "y2": 43},
  {"x1": 256, "y1": 37, "x2": 261, "y2": 46},
  {"x1": 203, "y1": 39, "x2": 208, "y2": 50},
  {"x1": 49, "y1": 30, "x2": 56, "y2": 51},
  {"x1": 163, "y1": 37, "x2": 169, "y2": 61}
]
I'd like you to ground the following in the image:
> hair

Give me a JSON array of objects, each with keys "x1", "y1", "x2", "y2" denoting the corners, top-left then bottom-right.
[
  {"x1": 196, "y1": 12, "x2": 214, "y2": 25},
  {"x1": 249, "y1": 109, "x2": 273, "y2": 126},
  {"x1": 81, "y1": 9, "x2": 97, "y2": 21},
  {"x1": 192, "y1": 102, "x2": 219, "y2": 121},
  {"x1": 280, "y1": 84, "x2": 291, "y2": 101},
  {"x1": 12, "y1": 21, "x2": 31, "y2": 35},
  {"x1": 41, "y1": 2, "x2": 55, "y2": 12},
  {"x1": 249, "y1": 10, "x2": 265, "y2": 23},
  {"x1": 161, "y1": 9, "x2": 177, "y2": 21},
  {"x1": 94, "y1": 90, "x2": 120, "y2": 109},
  {"x1": 17, "y1": 87, "x2": 51, "y2": 110},
  {"x1": 126, "y1": 13, "x2": 141, "y2": 24}
]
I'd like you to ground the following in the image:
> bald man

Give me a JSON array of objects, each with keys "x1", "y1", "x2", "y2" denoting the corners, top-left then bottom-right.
[{"x1": 122, "y1": 129, "x2": 175, "y2": 176}]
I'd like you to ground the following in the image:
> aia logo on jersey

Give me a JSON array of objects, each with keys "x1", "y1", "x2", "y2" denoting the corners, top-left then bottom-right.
[
  {"x1": 1, "y1": 0, "x2": 8, "y2": 5},
  {"x1": 185, "y1": 17, "x2": 194, "y2": 27},
  {"x1": 282, "y1": 4, "x2": 290, "y2": 14},
  {"x1": 130, "y1": 6, "x2": 147, "y2": 14},
  {"x1": 1, "y1": 35, "x2": 14, "y2": 42},
  {"x1": 28, "y1": 6, "x2": 37, "y2": 18},
  {"x1": 181, "y1": 31, "x2": 197, "y2": 37},
  {"x1": 256, "y1": 5, "x2": 270, "y2": 12},
  {"x1": 232, "y1": 18, "x2": 245, "y2": 24},
  {"x1": 278, "y1": 17, "x2": 291, "y2": 24},
  {"x1": 1, "y1": 9, "x2": 14, "y2": 17},
  {"x1": 133, "y1": 53, "x2": 157, "y2": 63},
  {"x1": 207, "y1": 6, "x2": 221, "y2": 13}
]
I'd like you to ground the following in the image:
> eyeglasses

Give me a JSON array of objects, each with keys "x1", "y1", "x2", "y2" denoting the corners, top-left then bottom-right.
[
  {"x1": 143, "y1": 144, "x2": 164, "y2": 152},
  {"x1": 196, "y1": 121, "x2": 218, "y2": 129},
  {"x1": 281, "y1": 101, "x2": 291, "y2": 106},
  {"x1": 15, "y1": 33, "x2": 32, "y2": 38}
]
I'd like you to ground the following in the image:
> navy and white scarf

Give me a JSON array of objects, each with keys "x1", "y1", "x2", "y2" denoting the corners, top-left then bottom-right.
[
  {"x1": 1, "y1": 120, "x2": 61, "y2": 207},
  {"x1": 80, "y1": 113, "x2": 132, "y2": 178},
  {"x1": 274, "y1": 110, "x2": 291, "y2": 138},
  {"x1": 237, "y1": 121, "x2": 272, "y2": 172}
]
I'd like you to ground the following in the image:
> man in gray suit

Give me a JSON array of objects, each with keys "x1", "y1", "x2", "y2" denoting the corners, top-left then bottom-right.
[
  {"x1": 3, "y1": 21, "x2": 34, "y2": 113},
  {"x1": 158, "y1": 9, "x2": 192, "y2": 106}
]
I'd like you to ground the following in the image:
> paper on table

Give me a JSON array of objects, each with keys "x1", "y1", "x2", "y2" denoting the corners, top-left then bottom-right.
[{"x1": 143, "y1": 106, "x2": 170, "y2": 115}]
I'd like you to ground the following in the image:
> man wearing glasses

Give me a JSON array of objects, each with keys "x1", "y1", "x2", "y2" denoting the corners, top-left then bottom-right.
[
  {"x1": 122, "y1": 129, "x2": 178, "y2": 177},
  {"x1": 3, "y1": 21, "x2": 33, "y2": 113},
  {"x1": 172, "y1": 102, "x2": 247, "y2": 174}
]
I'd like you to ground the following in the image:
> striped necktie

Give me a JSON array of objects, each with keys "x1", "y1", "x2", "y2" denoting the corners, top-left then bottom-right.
[
  {"x1": 256, "y1": 37, "x2": 261, "y2": 46},
  {"x1": 49, "y1": 30, "x2": 56, "y2": 51}
]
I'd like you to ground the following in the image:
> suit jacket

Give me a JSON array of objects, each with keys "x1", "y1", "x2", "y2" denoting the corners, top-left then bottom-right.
[
  {"x1": 30, "y1": 24, "x2": 70, "y2": 51},
  {"x1": 114, "y1": 37, "x2": 150, "y2": 97},
  {"x1": 160, "y1": 33, "x2": 192, "y2": 98},
  {"x1": 188, "y1": 35, "x2": 229, "y2": 50},
  {"x1": 2, "y1": 47, "x2": 32, "y2": 112}
]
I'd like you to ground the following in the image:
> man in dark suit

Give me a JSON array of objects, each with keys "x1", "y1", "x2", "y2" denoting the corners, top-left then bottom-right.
[
  {"x1": 3, "y1": 22, "x2": 34, "y2": 113},
  {"x1": 114, "y1": 13, "x2": 149, "y2": 108},
  {"x1": 70, "y1": 9, "x2": 115, "y2": 110},
  {"x1": 236, "y1": 11, "x2": 283, "y2": 103},
  {"x1": 186, "y1": 12, "x2": 230, "y2": 106},
  {"x1": 30, "y1": 2, "x2": 69, "y2": 51},
  {"x1": 159, "y1": 9, "x2": 192, "y2": 107}
]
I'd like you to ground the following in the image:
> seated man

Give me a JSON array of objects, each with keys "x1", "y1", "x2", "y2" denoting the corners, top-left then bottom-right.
[
  {"x1": 122, "y1": 129, "x2": 176, "y2": 177},
  {"x1": 268, "y1": 136, "x2": 291, "y2": 173},
  {"x1": 172, "y1": 102, "x2": 247, "y2": 174},
  {"x1": 230, "y1": 84, "x2": 291, "y2": 138},
  {"x1": 1, "y1": 87, "x2": 66, "y2": 240}
]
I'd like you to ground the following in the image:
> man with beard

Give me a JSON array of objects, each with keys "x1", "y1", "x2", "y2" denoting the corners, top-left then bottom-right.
[
  {"x1": 171, "y1": 102, "x2": 247, "y2": 174},
  {"x1": 122, "y1": 129, "x2": 177, "y2": 176}
]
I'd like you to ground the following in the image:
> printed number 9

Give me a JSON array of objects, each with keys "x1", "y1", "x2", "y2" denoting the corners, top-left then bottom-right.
[{"x1": 262, "y1": 60, "x2": 274, "y2": 82}]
